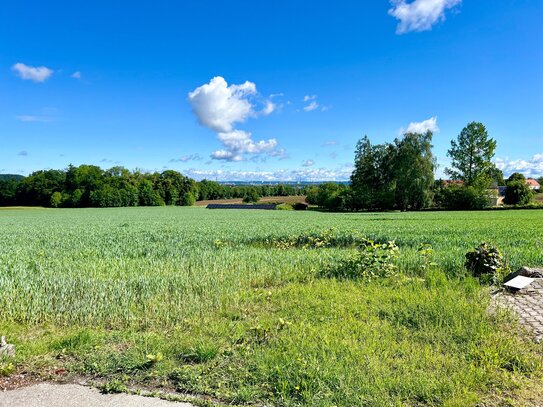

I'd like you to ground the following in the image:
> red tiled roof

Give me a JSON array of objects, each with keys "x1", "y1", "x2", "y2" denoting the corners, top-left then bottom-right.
[{"x1": 526, "y1": 179, "x2": 541, "y2": 187}]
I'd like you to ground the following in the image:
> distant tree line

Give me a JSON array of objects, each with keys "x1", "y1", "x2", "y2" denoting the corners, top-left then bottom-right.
[
  {"x1": 308, "y1": 122, "x2": 540, "y2": 211},
  {"x1": 0, "y1": 165, "x2": 307, "y2": 208},
  {"x1": 2, "y1": 122, "x2": 540, "y2": 211}
]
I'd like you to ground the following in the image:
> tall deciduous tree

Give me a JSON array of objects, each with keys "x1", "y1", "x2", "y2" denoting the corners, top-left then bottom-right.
[
  {"x1": 350, "y1": 136, "x2": 396, "y2": 210},
  {"x1": 446, "y1": 122, "x2": 497, "y2": 187},
  {"x1": 393, "y1": 131, "x2": 435, "y2": 211}
]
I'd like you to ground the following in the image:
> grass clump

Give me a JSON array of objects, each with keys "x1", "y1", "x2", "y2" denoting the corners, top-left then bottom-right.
[{"x1": 321, "y1": 239, "x2": 399, "y2": 280}]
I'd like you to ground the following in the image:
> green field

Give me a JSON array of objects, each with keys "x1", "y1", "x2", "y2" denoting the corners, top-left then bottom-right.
[{"x1": 1, "y1": 207, "x2": 543, "y2": 405}]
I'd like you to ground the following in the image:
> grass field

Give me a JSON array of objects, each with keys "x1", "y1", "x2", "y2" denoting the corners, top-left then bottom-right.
[{"x1": 1, "y1": 207, "x2": 543, "y2": 405}]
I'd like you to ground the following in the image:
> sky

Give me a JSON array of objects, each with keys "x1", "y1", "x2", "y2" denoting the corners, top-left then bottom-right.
[{"x1": 1, "y1": 0, "x2": 542, "y2": 181}]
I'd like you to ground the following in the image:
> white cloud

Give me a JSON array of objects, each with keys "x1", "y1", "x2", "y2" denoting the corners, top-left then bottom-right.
[
  {"x1": 323, "y1": 140, "x2": 339, "y2": 147},
  {"x1": 188, "y1": 76, "x2": 283, "y2": 161},
  {"x1": 388, "y1": 0, "x2": 461, "y2": 34},
  {"x1": 211, "y1": 130, "x2": 278, "y2": 162},
  {"x1": 182, "y1": 165, "x2": 354, "y2": 182},
  {"x1": 303, "y1": 101, "x2": 319, "y2": 112},
  {"x1": 71, "y1": 71, "x2": 82, "y2": 79},
  {"x1": 495, "y1": 154, "x2": 543, "y2": 178},
  {"x1": 12, "y1": 62, "x2": 53, "y2": 82},
  {"x1": 188, "y1": 76, "x2": 256, "y2": 133},
  {"x1": 401, "y1": 116, "x2": 439, "y2": 135},
  {"x1": 302, "y1": 95, "x2": 329, "y2": 112},
  {"x1": 302, "y1": 159, "x2": 315, "y2": 167},
  {"x1": 261, "y1": 100, "x2": 276, "y2": 116}
]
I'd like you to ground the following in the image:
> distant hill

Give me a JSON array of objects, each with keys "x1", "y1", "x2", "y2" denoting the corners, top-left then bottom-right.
[{"x1": 0, "y1": 174, "x2": 25, "y2": 181}]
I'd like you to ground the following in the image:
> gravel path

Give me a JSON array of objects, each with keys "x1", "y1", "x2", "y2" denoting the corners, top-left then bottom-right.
[{"x1": 0, "y1": 383, "x2": 194, "y2": 407}]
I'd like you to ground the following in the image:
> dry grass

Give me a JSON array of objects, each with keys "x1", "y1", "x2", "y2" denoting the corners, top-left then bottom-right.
[{"x1": 195, "y1": 195, "x2": 306, "y2": 206}]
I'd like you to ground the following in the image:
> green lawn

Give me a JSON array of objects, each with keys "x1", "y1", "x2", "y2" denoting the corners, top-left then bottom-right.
[{"x1": 1, "y1": 207, "x2": 542, "y2": 405}]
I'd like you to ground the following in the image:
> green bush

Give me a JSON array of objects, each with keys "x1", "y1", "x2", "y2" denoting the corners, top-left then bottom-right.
[
  {"x1": 437, "y1": 185, "x2": 489, "y2": 210},
  {"x1": 465, "y1": 242, "x2": 506, "y2": 284},
  {"x1": 276, "y1": 203, "x2": 293, "y2": 211}
]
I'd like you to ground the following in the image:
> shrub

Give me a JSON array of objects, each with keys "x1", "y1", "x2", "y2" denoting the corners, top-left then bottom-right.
[
  {"x1": 322, "y1": 239, "x2": 399, "y2": 280},
  {"x1": 438, "y1": 185, "x2": 488, "y2": 210},
  {"x1": 465, "y1": 242, "x2": 507, "y2": 284},
  {"x1": 504, "y1": 181, "x2": 533, "y2": 205},
  {"x1": 276, "y1": 203, "x2": 293, "y2": 211}
]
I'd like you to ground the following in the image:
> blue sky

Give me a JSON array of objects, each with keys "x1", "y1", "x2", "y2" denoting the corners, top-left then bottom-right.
[{"x1": 1, "y1": 0, "x2": 542, "y2": 181}]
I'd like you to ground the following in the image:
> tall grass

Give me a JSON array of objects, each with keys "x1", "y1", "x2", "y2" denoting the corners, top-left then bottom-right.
[{"x1": 0, "y1": 207, "x2": 542, "y2": 405}]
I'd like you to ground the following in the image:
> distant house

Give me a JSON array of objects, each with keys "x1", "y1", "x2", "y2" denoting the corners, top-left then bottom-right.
[{"x1": 526, "y1": 179, "x2": 541, "y2": 190}]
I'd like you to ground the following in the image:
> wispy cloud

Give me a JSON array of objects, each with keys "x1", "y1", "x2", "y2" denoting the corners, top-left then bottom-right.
[
  {"x1": 16, "y1": 115, "x2": 53, "y2": 123},
  {"x1": 182, "y1": 165, "x2": 354, "y2": 182},
  {"x1": 388, "y1": 0, "x2": 461, "y2": 34},
  {"x1": 303, "y1": 101, "x2": 319, "y2": 112},
  {"x1": 302, "y1": 95, "x2": 329, "y2": 112},
  {"x1": 188, "y1": 76, "x2": 284, "y2": 161},
  {"x1": 323, "y1": 140, "x2": 339, "y2": 147},
  {"x1": 12, "y1": 62, "x2": 53, "y2": 82},
  {"x1": 170, "y1": 154, "x2": 203, "y2": 163},
  {"x1": 302, "y1": 159, "x2": 315, "y2": 167},
  {"x1": 400, "y1": 116, "x2": 439, "y2": 135},
  {"x1": 71, "y1": 71, "x2": 82, "y2": 79}
]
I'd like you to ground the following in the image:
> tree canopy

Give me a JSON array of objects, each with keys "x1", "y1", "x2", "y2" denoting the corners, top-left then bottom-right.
[
  {"x1": 446, "y1": 122, "x2": 497, "y2": 187},
  {"x1": 349, "y1": 131, "x2": 435, "y2": 211}
]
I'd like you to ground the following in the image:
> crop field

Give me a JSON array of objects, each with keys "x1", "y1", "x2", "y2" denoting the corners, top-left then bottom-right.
[{"x1": 1, "y1": 207, "x2": 543, "y2": 406}]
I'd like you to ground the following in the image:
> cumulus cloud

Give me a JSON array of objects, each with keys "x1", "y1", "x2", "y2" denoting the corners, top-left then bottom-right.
[
  {"x1": 12, "y1": 62, "x2": 53, "y2": 82},
  {"x1": 388, "y1": 0, "x2": 461, "y2": 34},
  {"x1": 495, "y1": 154, "x2": 543, "y2": 178},
  {"x1": 188, "y1": 76, "x2": 256, "y2": 133},
  {"x1": 302, "y1": 159, "x2": 315, "y2": 167},
  {"x1": 401, "y1": 116, "x2": 439, "y2": 135},
  {"x1": 211, "y1": 130, "x2": 278, "y2": 162},
  {"x1": 188, "y1": 76, "x2": 283, "y2": 161}
]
